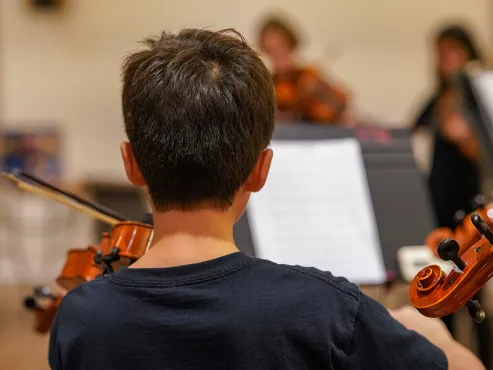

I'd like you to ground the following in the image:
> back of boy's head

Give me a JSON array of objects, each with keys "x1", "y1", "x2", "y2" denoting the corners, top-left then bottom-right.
[{"x1": 121, "y1": 29, "x2": 275, "y2": 212}]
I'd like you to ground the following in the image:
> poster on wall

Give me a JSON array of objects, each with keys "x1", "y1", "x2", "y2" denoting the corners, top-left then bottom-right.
[{"x1": 0, "y1": 127, "x2": 62, "y2": 182}]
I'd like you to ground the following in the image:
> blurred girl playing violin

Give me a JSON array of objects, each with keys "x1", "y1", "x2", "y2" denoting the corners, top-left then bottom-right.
[{"x1": 258, "y1": 16, "x2": 351, "y2": 124}]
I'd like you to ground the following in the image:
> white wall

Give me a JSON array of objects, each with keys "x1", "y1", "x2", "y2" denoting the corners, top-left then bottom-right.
[{"x1": 1, "y1": 0, "x2": 491, "y2": 180}]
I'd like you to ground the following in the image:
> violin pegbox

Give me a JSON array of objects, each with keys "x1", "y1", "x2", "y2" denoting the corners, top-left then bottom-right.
[{"x1": 409, "y1": 212, "x2": 493, "y2": 323}]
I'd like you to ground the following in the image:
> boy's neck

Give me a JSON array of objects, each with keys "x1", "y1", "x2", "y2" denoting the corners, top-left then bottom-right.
[{"x1": 129, "y1": 209, "x2": 239, "y2": 269}]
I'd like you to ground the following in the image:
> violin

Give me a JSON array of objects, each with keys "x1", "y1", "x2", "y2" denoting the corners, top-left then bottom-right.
[
  {"x1": 274, "y1": 66, "x2": 348, "y2": 123},
  {"x1": 94, "y1": 220, "x2": 153, "y2": 273},
  {"x1": 1, "y1": 170, "x2": 154, "y2": 333},
  {"x1": 424, "y1": 195, "x2": 491, "y2": 256},
  {"x1": 56, "y1": 233, "x2": 109, "y2": 290},
  {"x1": 23, "y1": 287, "x2": 62, "y2": 334},
  {"x1": 409, "y1": 212, "x2": 493, "y2": 323}
]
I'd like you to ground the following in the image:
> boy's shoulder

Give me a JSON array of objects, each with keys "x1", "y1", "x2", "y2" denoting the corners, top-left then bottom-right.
[
  {"x1": 255, "y1": 258, "x2": 362, "y2": 299},
  {"x1": 61, "y1": 256, "x2": 363, "y2": 307},
  {"x1": 57, "y1": 255, "x2": 365, "y2": 334}
]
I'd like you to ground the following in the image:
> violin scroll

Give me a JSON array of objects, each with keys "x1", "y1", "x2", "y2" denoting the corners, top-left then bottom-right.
[
  {"x1": 415, "y1": 265, "x2": 445, "y2": 292},
  {"x1": 409, "y1": 212, "x2": 493, "y2": 322}
]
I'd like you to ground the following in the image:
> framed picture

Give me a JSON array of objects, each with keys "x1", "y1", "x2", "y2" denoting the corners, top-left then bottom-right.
[{"x1": 1, "y1": 127, "x2": 62, "y2": 182}]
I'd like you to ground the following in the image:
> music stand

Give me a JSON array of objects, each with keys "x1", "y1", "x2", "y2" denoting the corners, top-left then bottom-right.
[{"x1": 234, "y1": 124, "x2": 435, "y2": 281}]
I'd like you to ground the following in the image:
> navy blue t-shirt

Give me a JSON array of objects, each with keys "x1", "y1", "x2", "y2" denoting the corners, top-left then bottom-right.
[{"x1": 49, "y1": 252, "x2": 447, "y2": 369}]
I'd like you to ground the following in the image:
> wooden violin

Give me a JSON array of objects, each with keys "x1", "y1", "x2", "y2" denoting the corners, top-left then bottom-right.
[
  {"x1": 24, "y1": 235, "x2": 109, "y2": 334},
  {"x1": 1, "y1": 170, "x2": 154, "y2": 333},
  {"x1": 24, "y1": 287, "x2": 63, "y2": 334},
  {"x1": 409, "y1": 212, "x2": 493, "y2": 323},
  {"x1": 274, "y1": 66, "x2": 348, "y2": 123},
  {"x1": 424, "y1": 195, "x2": 491, "y2": 256},
  {"x1": 24, "y1": 220, "x2": 153, "y2": 334},
  {"x1": 94, "y1": 218, "x2": 153, "y2": 273}
]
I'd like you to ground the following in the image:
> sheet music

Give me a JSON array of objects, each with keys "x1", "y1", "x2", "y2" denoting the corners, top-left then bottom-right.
[
  {"x1": 473, "y1": 71, "x2": 493, "y2": 125},
  {"x1": 247, "y1": 139, "x2": 386, "y2": 285}
]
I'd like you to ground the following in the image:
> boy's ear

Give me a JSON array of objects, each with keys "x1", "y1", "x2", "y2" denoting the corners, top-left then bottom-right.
[
  {"x1": 245, "y1": 149, "x2": 273, "y2": 193},
  {"x1": 120, "y1": 141, "x2": 147, "y2": 187}
]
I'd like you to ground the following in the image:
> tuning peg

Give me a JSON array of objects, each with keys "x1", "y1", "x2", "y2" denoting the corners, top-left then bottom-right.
[
  {"x1": 467, "y1": 300, "x2": 486, "y2": 323},
  {"x1": 438, "y1": 238, "x2": 466, "y2": 271},
  {"x1": 141, "y1": 213, "x2": 153, "y2": 226},
  {"x1": 472, "y1": 194, "x2": 486, "y2": 209},
  {"x1": 471, "y1": 213, "x2": 493, "y2": 243},
  {"x1": 437, "y1": 239, "x2": 487, "y2": 323},
  {"x1": 33, "y1": 286, "x2": 57, "y2": 299},
  {"x1": 453, "y1": 210, "x2": 466, "y2": 227}
]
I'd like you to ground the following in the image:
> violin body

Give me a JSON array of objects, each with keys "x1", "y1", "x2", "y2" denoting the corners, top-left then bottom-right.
[
  {"x1": 56, "y1": 247, "x2": 101, "y2": 290},
  {"x1": 274, "y1": 67, "x2": 347, "y2": 123},
  {"x1": 425, "y1": 203, "x2": 492, "y2": 255},
  {"x1": 25, "y1": 223, "x2": 153, "y2": 334},
  {"x1": 24, "y1": 288, "x2": 63, "y2": 334},
  {"x1": 25, "y1": 233, "x2": 109, "y2": 333},
  {"x1": 102, "y1": 221, "x2": 153, "y2": 269},
  {"x1": 25, "y1": 244, "x2": 102, "y2": 334},
  {"x1": 425, "y1": 227, "x2": 454, "y2": 256},
  {"x1": 30, "y1": 298, "x2": 61, "y2": 334},
  {"x1": 56, "y1": 232, "x2": 110, "y2": 289},
  {"x1": 1, "y1": 171, "x2": 155, "y2": 334}
]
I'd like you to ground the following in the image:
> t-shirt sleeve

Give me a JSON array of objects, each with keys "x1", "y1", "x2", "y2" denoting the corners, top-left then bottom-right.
[{"x1": 345, "y1": 294, "x2": 448, "y2": 370}]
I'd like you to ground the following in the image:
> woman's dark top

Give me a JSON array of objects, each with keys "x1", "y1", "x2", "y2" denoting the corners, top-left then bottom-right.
[{"x1": 414, "y1": 94, "x2": 481, "y2": 229}]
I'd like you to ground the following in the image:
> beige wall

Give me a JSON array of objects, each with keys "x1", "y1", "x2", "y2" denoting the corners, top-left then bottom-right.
[{"x1": 0, "y1": 0, "x2": 491, "y2": 180}]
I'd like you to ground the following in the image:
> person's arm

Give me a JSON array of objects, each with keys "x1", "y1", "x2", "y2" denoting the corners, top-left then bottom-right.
[
  {"x1": 390, "y1": 306, "x2": 485, "y2": 370},
  {"x1": 345, "y1": 295, "x2": 484, "y2": 370},
  {"x1": 296, "y1": 68, "x2": 349, "y2": 124},
  {"x1": 439, "y1": 111, "x2": 480, "y2": 162},
  {"x1": 438, "y1": 91, "x2": 480, "y2": 162}
]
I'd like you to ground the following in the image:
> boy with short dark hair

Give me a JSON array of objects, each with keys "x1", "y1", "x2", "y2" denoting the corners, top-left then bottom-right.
[{"x1": 49, "y1": 29, "x2": 483, "y2": 370}]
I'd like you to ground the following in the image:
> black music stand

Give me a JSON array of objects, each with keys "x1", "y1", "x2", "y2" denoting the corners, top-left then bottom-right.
[{"x1": 233, "y1": 124, "x2": 436, "y2": 281}]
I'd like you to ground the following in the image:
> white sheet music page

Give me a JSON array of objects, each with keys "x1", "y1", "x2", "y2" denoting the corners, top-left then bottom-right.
[
  {"x1": 473, "y1": 71, "x2": 493, "y2": 125},
  {"x1": 247, "y1": 139, "x2": 386, "y2": 285}
]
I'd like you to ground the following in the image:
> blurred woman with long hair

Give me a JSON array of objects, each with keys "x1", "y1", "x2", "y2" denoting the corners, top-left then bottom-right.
[
  {"x1": 413, "y1": 24, "x2": 490, "y2": 368},
  {"x1": 414, "y1": 25, "x2": 483, "y2": 229}
]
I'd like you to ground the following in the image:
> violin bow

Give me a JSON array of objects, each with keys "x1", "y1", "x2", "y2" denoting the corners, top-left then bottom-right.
[{"x1": 0, "y1": 170, "x2": 128, "y2": 226}]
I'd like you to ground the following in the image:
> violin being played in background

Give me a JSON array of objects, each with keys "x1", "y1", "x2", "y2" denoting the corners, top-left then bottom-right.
[
  {"x1": 409, "y1": 211, "x2": 493, "y2": 323},
  {"x1": 1, "y1": 170, "x2": 154, "y2": 334},
  {"x1": 274, "y1": 66, "x2": 349, "y2": 124}
]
